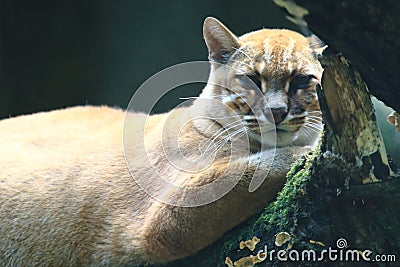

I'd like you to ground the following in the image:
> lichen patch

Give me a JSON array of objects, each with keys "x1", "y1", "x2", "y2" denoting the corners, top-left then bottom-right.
[
  {"x1": 239, "y1": 236, "x2": 260, "y2": 251},
  {"x1": 275, "y1": 232, "x2": 291, "y2": 247}
]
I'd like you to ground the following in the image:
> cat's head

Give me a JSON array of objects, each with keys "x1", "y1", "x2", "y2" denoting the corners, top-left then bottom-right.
[{"x1": 200, "y1": 17, "x2": 326, "y2": 148}]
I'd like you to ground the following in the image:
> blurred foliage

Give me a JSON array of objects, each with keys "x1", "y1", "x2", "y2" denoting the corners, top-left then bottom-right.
[{"x1": 373, "y1": 97, "x2": 400, "y2": 167}]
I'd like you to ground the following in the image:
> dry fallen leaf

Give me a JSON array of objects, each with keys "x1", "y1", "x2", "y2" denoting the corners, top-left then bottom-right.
[
  {"x1": 387, "y1": 112, "x2": 400, "y2": 131},
  {"x1": 275, "y1": 232, "x2": 291, "y2": 247},
  {"x1": 310, "y1": 240, "x2": 325, "y2": 246},
  {"x1": 225, "y1": 257, "x2": 234, "y2": 267},
  {"x1": 239, "y1": 236, "x2": 260, "y2": 251}
]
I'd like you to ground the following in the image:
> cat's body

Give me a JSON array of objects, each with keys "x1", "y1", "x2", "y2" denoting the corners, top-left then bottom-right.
[{"x1": 0, "y1": 18, "x2": 325, "y2": 266}]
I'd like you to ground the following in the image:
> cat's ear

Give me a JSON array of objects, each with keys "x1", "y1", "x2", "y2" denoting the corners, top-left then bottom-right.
[
  {"x1": 203, "y1": 17, "x2": 240, "y2": 63},
  {"x1": 307, "y1": 34, "x2": 327, "y2": 57}
]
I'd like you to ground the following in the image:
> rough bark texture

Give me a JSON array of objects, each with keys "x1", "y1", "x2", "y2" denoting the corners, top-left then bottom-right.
[{"x1": 317, "y1": 54, "x2": 393, "y2": 186}]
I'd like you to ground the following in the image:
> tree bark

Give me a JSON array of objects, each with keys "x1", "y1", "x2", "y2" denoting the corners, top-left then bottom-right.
[{"x1": 317, "y1": 54, "x2": 393, "y2": 186}]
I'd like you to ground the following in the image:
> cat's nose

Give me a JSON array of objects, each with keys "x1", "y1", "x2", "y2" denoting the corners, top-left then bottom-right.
[{"x1": 265, "y1": 107, "x2": 288, "y2": 124}]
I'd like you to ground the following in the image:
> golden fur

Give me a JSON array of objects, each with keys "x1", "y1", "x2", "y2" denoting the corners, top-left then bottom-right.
[{"x1": 0, "y1": 17, "x2": 325, "y2": 266}]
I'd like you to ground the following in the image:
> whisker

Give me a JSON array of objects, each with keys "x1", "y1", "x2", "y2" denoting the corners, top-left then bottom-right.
[
  {"x1": 229, "y1": 59, "x2": 253, "y2": 69},
  {"x1": 226, "y1": 129, "x2": 248, "y2": 147},
  {"x1": 206, "y1": 121, "x2": 246, "y2": 145},
  {"x1": 232, "y1": 47, "x2": 253, "y2": 61},
  {"x1": 179, "y1": 96, "x2": 201, "y2": 100},
  {"x1": 302, "y1": 126, "x2": 320, "y2": 137},
  {"x1": 305, "y1": 117, "x2": 323, "y2": 122},
  {"x1": 207, "y1": 123, "x2": 247, "y2": 147},
  {"x1": 307, "y1": 117, "x2": 323, "y2": 121},
  {"x1": 307, "y1": 115, "x2": 322, "y2": 118},
  {"x1": 208, "y1": 94, "x2": 229, "y2": 98},
  {"x1": 302, "y1": 124, "x2": 323, "y2": 134},
  {"x1": 298, "y1": 128, "x2": 314, "y2": 143},
  {"x1": 305, "y1": 121, "x2": 323, "y2": 128},
  {"x1": 204, "y1": 120, "x2": 243, "y2": 140},
  {"x1": 197, "y1": 123, "x2": 242, "y2": 157},
  {"x1": 307, "y1": 122, "x2": 323, "y2": 128},
  {"x1": 204, "y1": 127, "x2": 247, "y2": 155},
  {"x1": 214, "y1": 127, "x2": 245, "y2": 147},
  {"x1": 305, "y1": 120, "x2": 323, "y2": 126},
  {"x1": 207, "y1": 115, "x2": 244, "y2": 120},
  {"x1": 180, "y1": 94, "x2": 230, "y2": 100},
  {"x1": 304, "y1": 120, "x2": 323, "y2": 127}
]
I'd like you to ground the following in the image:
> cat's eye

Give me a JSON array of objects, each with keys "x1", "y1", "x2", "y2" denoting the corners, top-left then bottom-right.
[
  {"x1": 290, "y1": 75, "x2": 314, "y2": 90},
  {"x1": 236, "y1": 74, "x2": 262, "y2": 90}
]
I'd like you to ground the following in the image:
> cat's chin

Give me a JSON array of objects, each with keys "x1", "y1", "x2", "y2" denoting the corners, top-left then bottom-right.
[
  {"x1": 248, "y1": 129, "x2": 297, "y2": 149},
  {"x1": 275, "y1": 130, "x2": 298, "y2": 147}
]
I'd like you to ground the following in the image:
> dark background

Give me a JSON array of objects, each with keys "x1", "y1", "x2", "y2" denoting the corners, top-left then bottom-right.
[{"x1": 0, "y1": 0, "x2": 295, "y2": 118}]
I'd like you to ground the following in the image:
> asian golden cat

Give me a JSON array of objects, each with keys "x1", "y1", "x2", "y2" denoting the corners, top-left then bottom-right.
[{"x1": 0, "y1": 17, "x2": 325, "y2": 266}]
